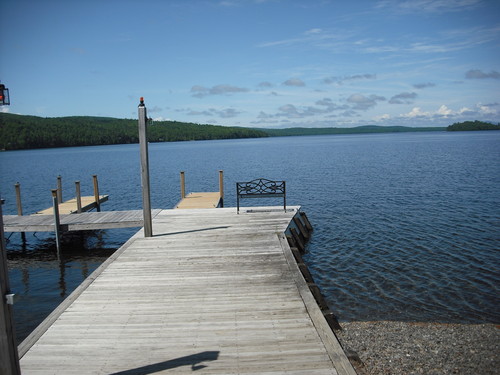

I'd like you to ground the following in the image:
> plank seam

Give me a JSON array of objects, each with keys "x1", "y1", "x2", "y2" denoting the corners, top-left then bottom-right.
[{"x1": 17, "y1": 223, "x2": 148, "y2": 357}]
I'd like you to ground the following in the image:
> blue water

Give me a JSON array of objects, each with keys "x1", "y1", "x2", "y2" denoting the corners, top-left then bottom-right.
[{"x1": 1, "y1": 131, "x2": 499, "y2": 343}]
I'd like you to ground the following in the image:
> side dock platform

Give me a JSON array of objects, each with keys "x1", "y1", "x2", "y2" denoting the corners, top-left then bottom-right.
[{"x1": 18, "y1": 207, "x2": 355, "y2": 374}]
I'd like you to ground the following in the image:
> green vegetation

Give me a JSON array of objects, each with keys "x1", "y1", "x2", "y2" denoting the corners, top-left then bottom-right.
[
  {"x1": 446, "y1": 120, "x2": 500, "y2": 131},
  {"x1": 0, "y1": 113, "x2": 268, "y2": 150},
  {"x1": 4, "y1": 113, "x2": 496, "y2": 151},
  {"x1": 260, "y1": 125, "x2": 444, "y2": 137}
]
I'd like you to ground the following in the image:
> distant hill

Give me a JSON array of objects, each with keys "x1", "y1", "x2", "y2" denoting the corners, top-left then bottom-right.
[
  {"x1": 5, "y1": 113, "x2": 489, "y2": 151},
  {"x1": 259, "y1": 125, "x2": 444, "y2": 137},
  {"x1": 447, "y1": 120, "x2": 500, "y2": 131},
  {"x1": 0, "y1": 113, "x2": 268, "y2": 150}
]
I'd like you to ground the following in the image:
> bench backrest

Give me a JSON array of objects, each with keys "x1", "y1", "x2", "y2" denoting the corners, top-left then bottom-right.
[{"x1": 236, "y1": 178, "x2": 286, "y2": 212}]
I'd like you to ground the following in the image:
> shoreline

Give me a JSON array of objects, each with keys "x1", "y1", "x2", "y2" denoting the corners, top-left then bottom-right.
[{"x1": 336, "y1": 321, "x2": 499, "y2": 374}]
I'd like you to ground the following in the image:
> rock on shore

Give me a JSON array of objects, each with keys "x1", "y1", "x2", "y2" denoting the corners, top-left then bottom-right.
[{"x1": 336, "y1": 321, "x2": 499, "y2": 375}]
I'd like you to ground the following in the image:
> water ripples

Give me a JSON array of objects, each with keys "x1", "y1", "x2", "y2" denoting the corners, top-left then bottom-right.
[
  {"x1": 2, "y1": 132, "x2": 499, "y2": 326},
  {"x1": 305, "y1": 176, "x2": 499, "y2": 323}
]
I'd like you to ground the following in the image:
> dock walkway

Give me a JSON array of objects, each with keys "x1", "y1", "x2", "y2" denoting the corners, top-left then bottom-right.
[
  {"x1": 34, "y1": 195, "x2": 109, "y2": 215},
  {"x1": 175, "y1": 192, "x2": 222, "y2": 209},
  {"x1": 4, "y1": 210, "x2": 161, "y2": 232},
  {"x1": 18, "y1": 207, "x2": 355, "y2": 374}
]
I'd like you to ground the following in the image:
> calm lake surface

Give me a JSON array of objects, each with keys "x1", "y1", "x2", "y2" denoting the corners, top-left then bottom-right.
[{"x1": 1, "y1": 131, "x2": 499, "y2": 343}]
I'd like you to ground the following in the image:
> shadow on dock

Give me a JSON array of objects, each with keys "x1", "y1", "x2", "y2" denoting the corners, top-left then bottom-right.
[
  {"x1": 153, "y1": 226, "x2": 229, "y2": 237},
  {"x1": 110, "y1": 351, "x2": 220, "y2": 374}
]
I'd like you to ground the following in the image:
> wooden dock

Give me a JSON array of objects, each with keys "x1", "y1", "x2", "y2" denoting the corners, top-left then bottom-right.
[
  {"x1": 175, "y1": 192, "x2": 222, "y2": 209},
  {"x1": 174, "y1": 170, "x2": 224, "y2": 209},
  {"x1": 34, "y1": 195, "x2": 109, "y2": 215},
  {"x1": 3, "y1": 210, "x2": 161, "y2": 232},
  {"x1": 18, "y1": 207, "x2": 355, "y2": 374}
]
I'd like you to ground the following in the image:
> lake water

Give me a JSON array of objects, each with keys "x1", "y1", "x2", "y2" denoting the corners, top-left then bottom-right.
[{"x1": 1, "y1": 131, "x2": 499, "y2": 343}]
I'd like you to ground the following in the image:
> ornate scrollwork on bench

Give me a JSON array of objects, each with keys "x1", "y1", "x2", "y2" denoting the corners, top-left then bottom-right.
[{"x1": 236, "y1": 178, "x2": 286, "y2": 213}]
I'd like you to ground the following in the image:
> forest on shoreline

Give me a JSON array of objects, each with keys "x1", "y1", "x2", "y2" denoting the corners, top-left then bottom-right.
[
  {"x1": 0, "y1": 113, "x2": 267, "y2": 150},
  {"x1": 446, "y1": 120, "x2": 500, "y2": 131},
  {"x1": 0, "y1": 113, "x2": 497, "y2": 151}
]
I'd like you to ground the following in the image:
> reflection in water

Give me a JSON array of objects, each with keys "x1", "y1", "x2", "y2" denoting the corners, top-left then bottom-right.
[
  {"x1": 7, "y1": 230, "x2": 116, "y2": 343},
  {"x1": 58, "y1": 257, "x2": 66, "y2": 298}
]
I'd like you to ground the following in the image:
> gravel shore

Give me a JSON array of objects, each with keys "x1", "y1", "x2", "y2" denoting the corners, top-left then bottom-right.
[{"x1": 335, "y1": 321, "x2": 499, "y2": 375}]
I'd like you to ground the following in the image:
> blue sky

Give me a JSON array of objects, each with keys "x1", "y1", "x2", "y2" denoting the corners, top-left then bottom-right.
[{"x1": 1, "y1": 0, "x2": 499, "y2": 128}]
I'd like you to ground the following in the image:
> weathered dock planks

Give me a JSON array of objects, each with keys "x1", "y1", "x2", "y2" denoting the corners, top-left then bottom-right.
[
  {"x1": 18, "y1": 207, "x2": 355, "y2": 375},
  {"x1": 175, "y1": 192, "x2": 222, "y2": 209},
  {"x1": 3, "y1": 209, "x2": 162, "y2": 232},
  {"x1": 34, "y1": 195, "x2": 109, "y2": 215}
]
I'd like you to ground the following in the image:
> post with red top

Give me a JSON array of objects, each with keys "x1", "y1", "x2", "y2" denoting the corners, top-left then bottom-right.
[{"x1": 138, "y1": 97, "x2": 153, "y2": 237}]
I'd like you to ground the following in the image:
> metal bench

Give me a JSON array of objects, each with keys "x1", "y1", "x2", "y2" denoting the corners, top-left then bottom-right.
[{"x1": 236, "y1": 178, "x2": 286, "y2": 213}]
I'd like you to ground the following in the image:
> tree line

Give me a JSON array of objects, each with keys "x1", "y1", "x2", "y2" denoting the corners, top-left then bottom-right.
[
  {"x1": 0, "y1": 113, "x2": 268, "y2": 150},
  {"x1": 446, "y1": 120, "x2": 500, "y2": 131},
  {"x1": 2, "y1": 113, "x2": 497, "y2": 151},
  {"x1": 261, "y1": 125, "x2": 445, "y2": 137}
]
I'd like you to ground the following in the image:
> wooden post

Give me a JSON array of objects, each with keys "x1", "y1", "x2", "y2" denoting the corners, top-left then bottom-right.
[
  {"x1": 293, "y1": 216, "x2": 310, "y2": 240},
  {"x1": 138, "y1": 97, "x2": 152, "y2": 237},
  {"x1": 180, "y1": 171, "x2": 186, "y2": 199},
  {"x1": 92, "y1": 175, "x2": 100, "y2": 212},
  {"x1": 219, "y1": 170, "x2": 224, "y2": 208},
  {"x1": 299, "y1": 211, "x2": 313, "y2": 232},
  {"x1": 290, "y1": 227, "x2": 305, "y2": 253},
  {"x1": 75, "y1": 181, "x2": 82, "y2": 213},
  {"x1": 14, "y1": 183, "x2": 22, "y2": 216},
  {"x1": 51, "y1": 189, "x2": 62, "y2": 255},
  {"x1": 15, "y1": 183, "x2": 26, "y2": 243},
  {"x1": 283, "y1": 181, "x2": 287, "y2": 212},
  {"x1": 57, "y1": 175, "x2": 63, "y2": 203},
  {"x1": 0, "y1": 198, "x2": 21, "y2": 375}
]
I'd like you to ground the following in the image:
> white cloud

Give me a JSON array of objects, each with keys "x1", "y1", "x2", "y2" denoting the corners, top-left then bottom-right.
[
  {"x1": 401, "y1": 107, "x2": 431, "y2": 118},
  {"x1": 316, "y1": 98, "x2": 349, "y2": 112},
  {"x1": 376, "y1": 0, "x2": 483, "y2": 14},
  {"x1": 187, "y1": 110, "x2": 213, "y2": 116},
  {"x1": 389, "y1": 92, "x2": 417, "y2": 104},
  {"x1": 398, "y1": 103, "x2": 499, "y2": 122},
  {"x1": 479, "y1": 102, "x2": 500, "y2": 114},
  {"x1": 186, "y1": 107, "x2": 242, "y2": 118},
  {"x1": 436, "y1": 105, "x2": 453, "y2": 116},
  {"x1": 147, "y1": 105, "x2": 163, "y2": 113},
  {"x1": 323, "y1": 74, "x2": 376, "y2": 85},
  {"x1": 347, "y1": 94, "x2": 386, "y2": 110},
  {"x1": 191, "y1": 84, "x2": 248, "y2": 98},
  {"x1": 465, "y1": 69, "x2": 500, "y2": 79},
  {"x1": 258, "y1": 81, "x2": 273, "y2": 88},
  {"x1": 257, "y1": 27, "x2": 356, "y2": 51},
  {"x1": 413, "y1": 82, "x2": 436, "y2": 89},
  {"x1": 373, "y1": 113, "x2": 391, "y2": 121},
  {"x1": 217, "y1": 108, "x2": 242, "y2": 118},
  {"x1": 305, "y1": 28, "x2": 322, "y2": 35},
  {"x1": 278, "y1": 104, "x2": 303, "y2": 118},
  {"x1": 282, "y1": 78, "x2": 306, "y2": 87},
  {"x1": 458, "y1": 106, "x2": 475, "y2": 116}
]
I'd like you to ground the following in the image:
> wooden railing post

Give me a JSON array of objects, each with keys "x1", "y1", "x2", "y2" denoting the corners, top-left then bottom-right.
[
  {"x1": 57, "y1": 175, "x2": 63, "y2": 203},
  {"x1": 92, "y1": 175, "x2": 100, "y2": 212},
  {"x1": 51, "y1": 189, "x2": 62, "y2": 255},
  {"x1": 75, "y1": 181, "x2": 82, "y2": 213},
  {"x1": 180, "y1": 171, "x2": 186, "y2": 199},
  {"x1": 0, "y1": 198, "x2": 21, "y2": 375},
  {"x1": 219, "y1": 170, "x2": 224, "y2": 208},
  {"x1": 15, "y1": 183, "x2": 26, "y2": 244}
]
